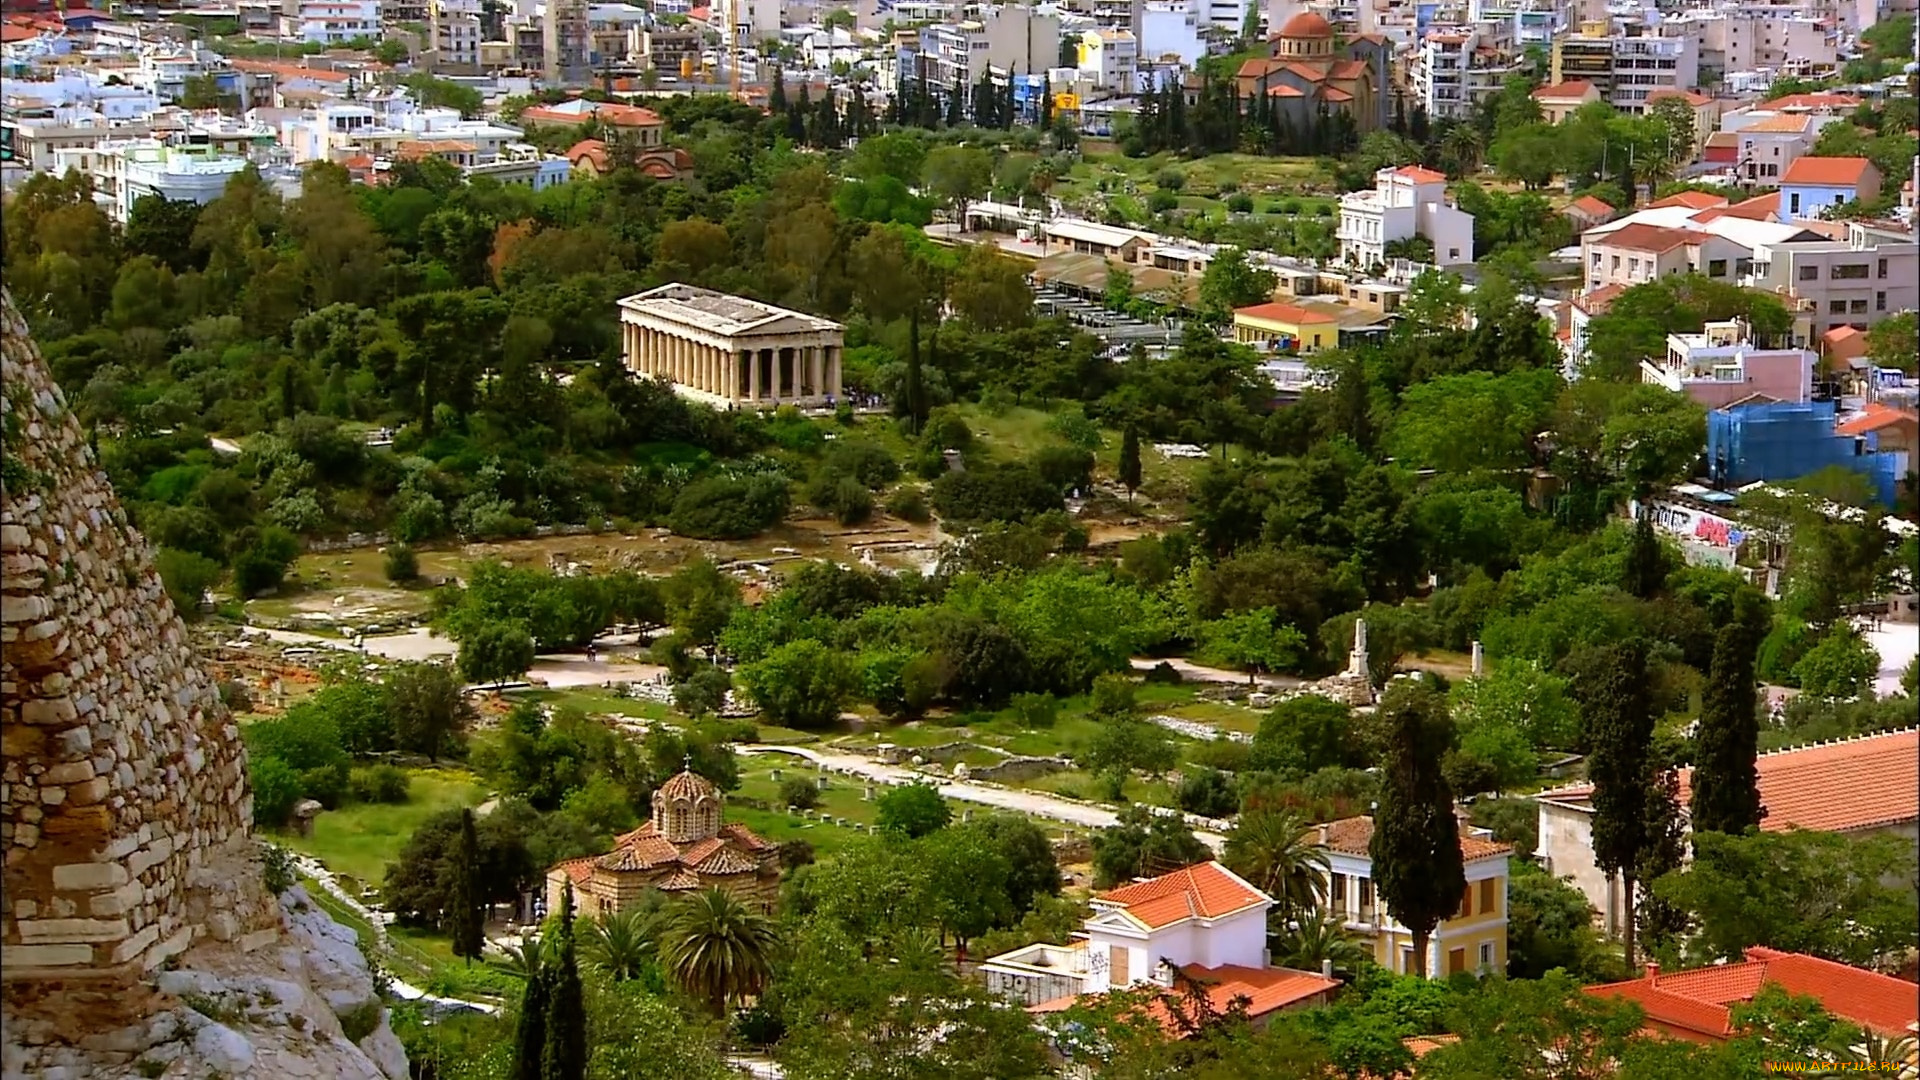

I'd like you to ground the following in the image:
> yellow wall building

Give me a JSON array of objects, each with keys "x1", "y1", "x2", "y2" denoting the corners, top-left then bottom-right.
[
  {"x1": 1314, "y1": 816, "x2": 1512, "y2": 978},
  {"x1": 1232, "y1": 301, "x2": 1344, "y2": 353}
]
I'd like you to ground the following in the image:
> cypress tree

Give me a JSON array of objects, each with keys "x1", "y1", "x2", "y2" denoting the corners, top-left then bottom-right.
[
  {"x1": 1690, "y1": 592, "x2": 1767, "y2": 835},
  {"x1": 450, "y1": 808, "x2": 484, "y2": 964},
  {"x1": 1636, "y1": 736, "x2": 1690, "y2": 958},
  {"x1": 510, "y1": 937, "x2": 548, "y2": 1080},
  {"x1": 1624, "y1": 507, "x2": 1668, "y2": 599},
  {"x1": 1368, "y1": 678, "x2": 1465, "y2": 979},
  {"x1": 1574, "y1": 641, "x2": 1655, "y2": 968},
  {"x1": 768, "y1": 64, "x2": 786, "y2": 114},
  {"x1": 542, "y1": 883, "x2": 587, "y2": 1080},
  {"x1": 1119, "y1": 425, "x2": 1142, "y2": 504}
]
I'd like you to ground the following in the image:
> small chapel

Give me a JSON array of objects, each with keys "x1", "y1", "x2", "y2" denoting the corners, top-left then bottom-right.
[
  {"x1": 546, "y1": 767, "x2": 782, "y2": 918},
  {"x1": 1233, "y1": 12, "x2": 1393, "y2": 135}
]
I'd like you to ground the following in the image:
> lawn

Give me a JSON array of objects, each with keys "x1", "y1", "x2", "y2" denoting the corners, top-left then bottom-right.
[{"x1": 280, "y1": 769, "x2": 487, "y2": 887}]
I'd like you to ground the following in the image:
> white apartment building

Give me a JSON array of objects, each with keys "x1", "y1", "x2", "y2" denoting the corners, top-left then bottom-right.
[
  {"x1": 1414, "y1": 27, "x2": 1519, "y2": 120},
  {"x1": 1750, "y1": 222, "x2": 1920, "y2": 335},
  {"x1": 1338, "y1": 165, "x2": 1475, "y2": 269},
  {"x1": 280, "y1": 100, "x2": 523, "y2": 164},
  {"x1": 1469, "y1": 0, "x2": 1560, "y2": 47},
  {"x1": 1078, "y1": 27, "x2": 1137, "y2": 91},
  {"x1": 921, "y1": 7, "x2": 1063, "y2": 86},
  {"x1": 1552, "y1": 23, "x2": 1698, "y2": 114},
  {"x1": 434, "y1": 0, "x2": 484, "y2": 66},
  {"x1": 1138, "y1": 1, "x2": 1210, "y2": 66},
  {"x1": 49, "y1": 135, "x2": 288, "y2": 223},
  {"x1": 1643, "y1": 319, "x2": 1814, "y2": 408},
  {"x1": 1659, "y1": 9, "x2": 1836, "y2": 79},
  {"x1": 298, "y1": 0, "x2": 382, "y2": 43}
]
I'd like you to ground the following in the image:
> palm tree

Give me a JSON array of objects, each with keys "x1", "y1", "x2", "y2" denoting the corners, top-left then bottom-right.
[
  {"x1": 584, "y1": 908, "x2": 655, "y2": 982},
  {"x1": 1442, "y1": 124, "x2": 1484, "y2": 177},
  {"x1": 1222, "y1": 808, "x2": 1330, "y2": 921},
  {"x1": 1816, "y1": 1032, "x2": 1916, "y2": 1077},
  {"x1": 1271, "y1": 908, "x2": 1371, "y2": 978},
  {"x1": 657, "y1": 888, "x2": 778, "y2": 1017},
  {"x1": 491, "y1": 931, "x2": 546, "y2": 982}
]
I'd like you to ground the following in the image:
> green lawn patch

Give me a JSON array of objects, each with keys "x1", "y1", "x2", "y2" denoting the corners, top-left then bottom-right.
[{"x1": 280, "y1": 769, "x2": 486, "y2": 886}]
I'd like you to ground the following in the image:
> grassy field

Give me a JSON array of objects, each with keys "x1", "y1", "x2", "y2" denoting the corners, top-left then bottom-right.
[{"x1": 280, "y1": 769, "x2": 487, "y2": 887}]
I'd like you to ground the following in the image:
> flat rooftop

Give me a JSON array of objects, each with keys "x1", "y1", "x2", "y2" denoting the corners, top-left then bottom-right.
[{"x1": 618, "y1": 284, "x2": 840, "y2": 336}]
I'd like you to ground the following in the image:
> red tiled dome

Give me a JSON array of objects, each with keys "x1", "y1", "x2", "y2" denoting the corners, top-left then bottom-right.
[{"x1": 1277, "y1": 11, "x2": 1334, "y2": 37}]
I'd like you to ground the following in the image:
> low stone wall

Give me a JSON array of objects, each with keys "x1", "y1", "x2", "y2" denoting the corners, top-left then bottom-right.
[{"x1": 968, "y1": 756, "x2": 1071, "y2": 783}]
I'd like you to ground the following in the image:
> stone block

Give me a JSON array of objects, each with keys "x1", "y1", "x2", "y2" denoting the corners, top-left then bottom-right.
[
  {"x1": 53, "y1": 862, "x2": 129, "y2": 891},
  {"x1": 109, "y1": 923, "x2": 159, "y2": 964},
  {"x1": 1, "y1": 943, "x2": 94, "y2": 968},
  {"x1": 67, "y1": 776, "x2": 110, "y2": 805},
  {"x1": 43, "y1": 803, "x2": 111, "y2": 835},
  {"x1": 15, "y1": 917, "x2": 129, "y2": 943}
]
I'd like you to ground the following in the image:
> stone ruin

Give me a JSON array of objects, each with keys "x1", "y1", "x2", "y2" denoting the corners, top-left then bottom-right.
[
  {"x1": 2, "y1": 289, "x2": 404, "y2": 1079},
  {"x1": 1307, "y1": 616, "x2": 1377, "y2": 707}
]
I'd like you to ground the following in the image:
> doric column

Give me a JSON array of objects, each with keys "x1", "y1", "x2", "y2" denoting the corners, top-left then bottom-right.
[
  {"x1": 827, "y1": 345, "x2": 841, "y2": 398},
  {"x1": 708, "y1": 343, "x2": 721, "y2": 395},
  {"x1": 809, "y1": 344, "x2": 823, "y2": 399},
  {"x1": 748, "y1": 346, "x2": 761, "y2": 401}
]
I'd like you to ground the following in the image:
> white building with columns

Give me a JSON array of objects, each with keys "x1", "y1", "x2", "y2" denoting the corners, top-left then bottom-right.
[{"x1": 616, "y1": 285, "x2": 845, "y2": 409}]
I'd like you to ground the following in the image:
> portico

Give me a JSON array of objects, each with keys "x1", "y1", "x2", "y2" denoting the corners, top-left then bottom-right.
[{"x1": 616, "y1": 284, "x2": 845, "y2": 409}]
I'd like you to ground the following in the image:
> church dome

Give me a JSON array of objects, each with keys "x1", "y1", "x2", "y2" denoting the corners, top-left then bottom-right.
[
  {"x1": 657, "y1": 768, "x2": 719, "y2": 804},
  {"x1": 653, "y1": 767, "x2": 722, "y2": 843},
  {"x1": 1277, "y1": 11, "x2": 1334, "y2": 37}
]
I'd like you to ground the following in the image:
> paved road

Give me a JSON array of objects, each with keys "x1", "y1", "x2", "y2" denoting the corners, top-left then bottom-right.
[
  {"x1": 1128, "y1": 656, "x2": 1305, "y2": 691},
  {"x1": 738, "y1": 744, "x2": 1229, "y2": 851},
  {"x1": 1861, "y1": 619, "x2": 1919, "y2": 699},
  {"x1": 243, "y1": 625, "x2": 661, "y2": 688}
]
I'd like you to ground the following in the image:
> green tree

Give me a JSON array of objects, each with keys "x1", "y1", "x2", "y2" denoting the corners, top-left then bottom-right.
[
  {"x1": 658, "y1": 888, "x2": 777, "y2": 1017},
  {"x1": 738, "y1": 638, "x2": 856, "y2": 729},
  {"x1": 1090, "y1": 803, "x2": 1210, "y2": 888},
  {"x1": 584, "y1": 909, "x2": 655, "y2": 984},
  {"x1": 384, "y1": 542, "x2": 420, "y2": 583},
  {"x1": 511, "y1": 932, "x2": 549, "y2": 1080},
  {"x1": 1368, "y1": 678, "x2": 1465, "y2": 978},
  {"x1": 543, "y1": 883, "x2": 587, "y2": 1080},
  {"x1": 671, "y1": 665, "x2": 732, "y2": 719},
  {"x1": 1197, "y1": 247, "x2": 1278, "y2": 319},
  {"x1": 1651, "y1": 828, "x2": 1918, "y2": 969},
  {"x1": 923, "y1": 145, "x2": 994, "y2": 226},
  {"x1": 1571, "y1": 641, "x2": 1655, "y2": 967},
  {"x1": 1223, "y1": 807, "x2": 1329, "y2": 920},
  {"x1": 876, "y1": 782, "x2": 952, "y2": 838},
  {"x1": 459, "y1": 620, "x2": 537, "y2": 686},
  {"x1": 1194, "y1": 608, "x2": 1307, "y2": 684},
  {"x1": 1792, "y1": 627, "x2": 1880, "y2": 699},
  {"x1": 959, "y1": 813, "x2": 1061, "y2": 915},
  {"x1": 1689, "y1": 592, "x2": 1766, "y2": 835},
  {"x1": 1118, "y1": 424, "x2": 1142, "y2": 504},
  {"x1": 1505, "y1": 860, "x2": 1609, "y2": 979},
  {"x1": 1248, "y1": 694, "x2": 1359, "y2": 776},
  {"x1": 384, "y1": 661, "x2": 474, "y2": 760},
  {"x1": 451, "y1": 808, "x2": 485, "y2": 964},
  {"x1": 1864, "y1": 310, "x2": 1917, "y2": 374}
]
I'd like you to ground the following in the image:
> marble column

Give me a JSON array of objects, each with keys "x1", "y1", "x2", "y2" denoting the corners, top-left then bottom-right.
[
  {"x1": 709, "y1": 343, "x2": 722, "y2": 395},
  {"x1": 809, "y1": 345, "x2": 823, "y2": 399},
  {"x1": 748, "y1": 346, "x2": 761, "y2": 401}
]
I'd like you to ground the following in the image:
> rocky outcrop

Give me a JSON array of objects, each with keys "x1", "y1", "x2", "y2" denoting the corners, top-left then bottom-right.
[
  {"x1": 4, "y1": 888, "x2": 407, "y2": 1080},
  {"x1": 1, "y1": 287, "x2": 405, "y2": 1078}
]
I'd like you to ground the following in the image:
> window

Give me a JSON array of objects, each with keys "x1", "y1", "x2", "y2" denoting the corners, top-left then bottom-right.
[
  {"x1": 1800, "y1": 265, "x2": 1820, "y2": 281},
  {"x1": 1401, "y1": 947, "x2": 1415, "y2": 974},
  {"x1": 1330, "y1": 873, "x2": 1347, "y2": 915},
  {"x1": 1448, "y1": 948, "x2": 1467, "y2": 975},
  {"x1": 1832, "y1": 264, "x2": 1870, "y2": 280},
  {"x1": 1708, "y1": 259, "x2": 1728, "y2": 277},
  {"x1": 1878, "y1": 292, "x2": 1887, "y2": 311},
  {"x1": 1850, "y1": 299, "x2": 1867, "y2": 313},
  {"x1": 1110, "y1": 945, "x2": 1129, "y2": 984},
  {"x1": 1479, "y1": 878, "x2": 1496, "y2": 915},
  {"x1": 1789, "y1": 193, "x2": 1800, "y2": 215},
  {"x1": 1359, "y1": 877, "x2": 1374, "y2": 918},
  {"x1": 1479, "y1": 942, "x2": 1495, "y2": 971},
  {"x1": 1878, "y1": 258, "x2": 1888, "y2": 278},
  {"x1": 1458, "y1": 884, "x2": 1472, "y2": 919},
  {"x1": 1830, "y1": 300, "x2": 1848, "y2": 314}
]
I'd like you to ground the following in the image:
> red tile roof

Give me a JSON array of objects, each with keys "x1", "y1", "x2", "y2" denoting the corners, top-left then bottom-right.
[
  {"x1": 1392, "y1": 165, "x2": 1449, "y2": 184},
  {"x1": 1276, "y1": 10, "x2": 1333, "y2": 36},
  {"x1": 1568, "y1": 194, "x2": 1616, "y2": 217},
  {"x1": 1601, "y1": 222, "x2": 1710, "y2": 253},
  {"x1": 1780, "y1": 156, "x2": 1876, "y2": 187},
  {"x1": 1236, "y1": 57, "x2": 1281, "y2": 78},
  {"x1": 1532, "y1": 79, "x2": 1596, "y2": 100},
  {"x1": 1236, "y1": 301, "x2": 1338, "y2": 324},
  {"x1": 554, "y1": 855, "x2": 594, "y2": 885},
  {"x1": 1587, "y1": 949, "x2": 1920, "y2": 1040},
  {"x1": 1836, "y1": 403, "x2": 1919, "y2": 437},
  {"x1": 1405, "y1": 1033, "x2": 1461, "y2": 1057},
  {"x1": 1760, "y1": 92, "x2": 1863, "y2": 111},
  {"x1": 1321, "y1": 86, "x2": 1354, "y2": 103},
  {"x1": 1539, "y1": 728, "x2": 1920, "y2": 833},
  {"x1": 1647, "y1": 88, "x2": 1714, "y2": 107},
  {"x1": 1648, "y1": 190, "x2": 1727, "y2": 210},
  {"x1": 1574, "y1": 282, "x2": 1628, "y2": 315},
  {"x1": 231, "y1": 58, "x2": 352, "y2": 82},
  {"x1": 1313, "y1": 815, "x2": 1513, "y2": 863},
  {"x1": 1, "y1": 23, "x2": 37, "y2": 40},
  {"x1": 1268, "y1": 84, "x2": 1307, "y2": 97},
  {"x1": 1028, "y1": 964, "x2": 1338, "y2": 1033},
  {"x1": 1745, "y1": 114, "x2": 1813, "y2": 134},
  {"x1": 1284, "y1": 61, "x2": 1330, "y2": 82},
  {"x1": 1329, "y1": 59, "x2": 1370, "y2": 80},
  {"x1": 1093, "y1": 861, "x2": 1270, "y2": 929}
]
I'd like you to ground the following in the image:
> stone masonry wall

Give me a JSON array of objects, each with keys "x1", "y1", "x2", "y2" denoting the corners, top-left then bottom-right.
[{"x1": 1, "y1": 288, "x2": 277, "y2": 1009}]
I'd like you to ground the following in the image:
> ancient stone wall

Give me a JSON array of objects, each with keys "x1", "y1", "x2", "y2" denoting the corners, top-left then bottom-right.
[{"x1": 1, "y1": 289, "x2": 276, "y2": 1008}]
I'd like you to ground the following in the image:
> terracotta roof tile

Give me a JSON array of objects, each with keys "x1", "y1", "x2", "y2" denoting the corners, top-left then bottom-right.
[
  {"x1": 1532, "y1": 79, "x2": 1595, "y2": 100},
  {"x1": 658, "y1": 868, "x2": 702, "y2": 890},
  {"x1": 554, "y1": 856, "x2": 594, "y2": 885},
  {"x1": 1329, "y1": 59, "x2": 1369, "y2": 79},
  {"x1": 1837, "y1": 403, "x2": 1918, "y2": 436},
  {"x1": 1321, "y1": 87, "x2": 1355, "y2": 103},
  {"x1": 1027, "y1": 964, "x2": 1338, "y2": 1034},
  {"x1": 1575, "y1": 282, "x2": 1627, "y2": 315},
  {"x1": 1745, "y1": 114, "x2": 1812, "y2": 134},
  {"x1": 718, "y1": 822, "x2": 779, "y2": 851},
  {"x1": 1093, "y1": 862, "x2": 1270, "y2": 929},
  {"x1": 1236, "y1": 57, "x2": 1281, "y2": 78},
  {"x1": 1392, "y1": 165, "x2": 1448, "y2": 184},
  {"x1": 1760, "y1": 92, "x2": 1862, "y2": 111},
  {"x1": 1588, "y1": 950, "x2": 1920, "y2": 1039},
  {"x1": 1648, "y1": 190, "x2": 1726, "y2": 210},
  {"x1": 1405, "y1": 1033, "x2": 1460, "y2": 1057},
  {"x1": 1542, "y1": 728, "x2": 1920, "y2": 833},
  {"x1": 1236, "y1": 301, "x2": 1338, "y2": 324},
  {"x1": 1780, "y1": 156, "x2": 1875, "y2": 187},
  {"x1": 1569, "y1": 195, "x2": 1615, "y2": 216},
  {"x1": 1283, "y1": 61, "x2": 1329, "y2": 82},
  {"x1": 692, "y1": 846, "x2": 762, "y2": 875},
  {"x1": 1267, "y1": 85, "x2": 1307, "y2": 97}
]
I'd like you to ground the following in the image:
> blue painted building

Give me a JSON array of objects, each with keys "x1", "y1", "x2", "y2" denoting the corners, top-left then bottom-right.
[
  {"x1": 1777, "y1": 156, "x2": 1881, "y2": 219},
  {"x1": 1706, "y1": 399, "x2": 1905, "y2": 507}
]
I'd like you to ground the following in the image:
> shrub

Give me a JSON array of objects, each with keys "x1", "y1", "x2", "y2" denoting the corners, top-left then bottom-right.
[
  {"x1": 1154, "y1": 168, "x2": 1186, "y2": 191},
  {"x1": 823, "y1": 440, "x2": 901, "y2": 488},
  {"x1": 218, "y1": 680, "x2": 254, "y2": 712},
  {"x1": 155, "y1": 547, "x2": 221, "y2": 616},
  {"x1": 779, "y1": 775, "x2": 821, "y2": 810},
  {"x1": 251, "y1": 755, "x2": 303, "y2": 827},
  {"x1": 350, "y1": 764, "x2": 412, "y2": 804},
  {"x1": 384, "y1": 543, "x2": 420, "y2": 583},
  {"x1": 669, "y1": 474, "x2": 791, "y2": 539},
  {"x1": 1147, "y1": 190, "x2": 1178, "y2": 213},
  {"x1": 231, "y1": 526, "x2": 302, "y2": 598},
  {"x1": 1176, "y1": 767, "x2": 1238, "y2": 818},
  {"x1": 1227, "y1": 192, "x2": 1255, "y2": 213},
  {"x1": 1142, "y1": 661, "x2": 1183, "y2": 685},
  {"x1": 930, "y1": 463, "x2": 1062, "y2": 524},
  {"x1": 922, "y1": 408, "x2": 972, "y2": 451},
  {"x1": 1011, "y1": 691, "x2": 1059, "y2": 728},
  {"x1": 886, "y1": 487, "x2": 931, "y2": 523},
  {"x1": 260, "y1": 842, "x2": 296, "y2": 895}
]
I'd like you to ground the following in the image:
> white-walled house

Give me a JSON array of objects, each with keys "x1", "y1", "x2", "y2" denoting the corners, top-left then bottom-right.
[
  {"x1": 1337, "y1": 165, "x2": 1475, "y2": 269},
  {"x1": 980, "y1": 862, "x2": 1340, "y2": 1027}
]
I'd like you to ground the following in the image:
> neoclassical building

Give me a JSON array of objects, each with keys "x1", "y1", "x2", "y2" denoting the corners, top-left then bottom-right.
[
  {"x1": 616, "y1": 284, "x2": 846, "y2": 409},
  {"x1": 547, "y1": 768, "x2": 782, "y2": 917},
  {"x1": 1235, "y1": 13, "x2": 1393, "y2": 134}
]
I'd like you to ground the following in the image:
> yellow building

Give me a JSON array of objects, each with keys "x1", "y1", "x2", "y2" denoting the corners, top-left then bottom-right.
[
  {"x1": 1232, "y1": 300, "x2": 1362, "y2": 354},
  {"x1": 1313, "y1": 816, "x2": 1511, "y2": 978}
]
